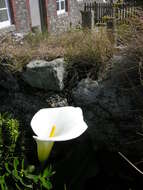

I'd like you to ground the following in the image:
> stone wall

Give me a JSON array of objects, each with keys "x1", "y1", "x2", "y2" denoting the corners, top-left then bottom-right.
[
  {"x1": 47, "y1": 0, "x2": 82, "y2": 33},
  {"x1": 0, "y1": 0, "x2": 31, "y2": 34},
  {"x1": 0, "y1": 0, "x2": 82, "y2": 34},
  {"x1": 11, "y1": 0, "x2": 31, "y2": 32}
]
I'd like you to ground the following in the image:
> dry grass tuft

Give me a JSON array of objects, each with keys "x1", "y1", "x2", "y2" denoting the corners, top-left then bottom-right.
[
  {"x1": 0, "y1": 29, "x2": 113, "y2": 73},
  {"x1": 64, "y1": 28, "x2": 113, "y2": 81}
]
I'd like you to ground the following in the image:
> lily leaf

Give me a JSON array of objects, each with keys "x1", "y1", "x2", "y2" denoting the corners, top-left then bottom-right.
[
  {"x1": 5, "y1": 163, "x2": 11, "y2": 174},
  {"x1": 13, "y1": 158, "x2": 19, "y2": 170}
]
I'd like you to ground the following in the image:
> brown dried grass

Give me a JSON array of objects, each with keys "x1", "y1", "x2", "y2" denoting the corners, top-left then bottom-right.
[{"x1": 0, "y1": 29, "x2": 113, "y2": 72}]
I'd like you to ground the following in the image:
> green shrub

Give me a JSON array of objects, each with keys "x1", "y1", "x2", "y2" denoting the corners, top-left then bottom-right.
[
  {"x1": 117, "y1": 10, "x2": 143, "y2": 47},
  {"x1": 116, "y1": 9, "x2": 143, "y2": 85},
  {"x1": 0, "y1": 113, "x2": 54, "y2": 190},
  {"x1": 0, "y1": 158, "x2": 54, "y2": 190},
  {"x1": 0, "y1": 113, "x2": 19, "y2": 154}
]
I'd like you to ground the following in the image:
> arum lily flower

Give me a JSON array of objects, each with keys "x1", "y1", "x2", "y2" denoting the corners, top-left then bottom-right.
[{"x1": 31, "y1": 106, "x2": 88, "y2": 162}]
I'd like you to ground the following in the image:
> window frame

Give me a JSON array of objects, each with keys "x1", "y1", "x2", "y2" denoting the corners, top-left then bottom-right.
[
  {"x1": 0, "y1": 0, "x2": 11, "y2": 28},
  {"x1": 56, "y1": 0, "x2": 66, "y2": 15}
]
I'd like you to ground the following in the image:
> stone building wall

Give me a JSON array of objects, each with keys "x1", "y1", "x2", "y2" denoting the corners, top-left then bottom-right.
[
  {"x1": 1, "y1": 0, "x2": 83, "y2": 34},
  {"x1": 12, "y1": 0, "x2": 31, "y2": 32},
  {"x1": 47, "y1": 0, "x2": 83, "y2": 33}
]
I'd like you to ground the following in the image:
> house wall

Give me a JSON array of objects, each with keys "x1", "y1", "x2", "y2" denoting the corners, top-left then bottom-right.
[
  {"x1": 29, "y1": 0, "x2": 41, "y2": 30},
  {"x1": 10, "y1": 0, "x2": 31, "y2": 32},
  {"x1": 47, "y1": 0, "x2": 82, "y2": 33},
  {"x1": 1, "y1": 0, "x2": 83, "y2": 34}
]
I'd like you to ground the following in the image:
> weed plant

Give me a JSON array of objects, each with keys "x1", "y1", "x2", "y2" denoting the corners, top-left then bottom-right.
[{"x1": 0, "y1": 113, "x2": 54, "y2": 190}]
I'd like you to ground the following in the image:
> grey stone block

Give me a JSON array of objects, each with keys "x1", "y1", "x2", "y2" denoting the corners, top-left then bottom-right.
[{"x1": 22, "y1": 58, "x2": 65, "y2": 91}]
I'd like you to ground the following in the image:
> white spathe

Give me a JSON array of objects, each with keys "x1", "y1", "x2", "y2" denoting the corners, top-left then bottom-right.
[{"x1": 31, "y1": 106, "x2": 88, "y2": 162}]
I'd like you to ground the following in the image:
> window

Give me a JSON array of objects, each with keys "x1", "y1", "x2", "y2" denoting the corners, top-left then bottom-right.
[
  {"x1": 0, "y1": 0, "x2": 11, "y2": 28},
  {"x1": 56, "y1": 0, "x2": 66, "y2": 15}
]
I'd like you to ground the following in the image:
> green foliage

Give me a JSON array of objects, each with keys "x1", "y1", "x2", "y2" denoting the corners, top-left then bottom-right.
[
  {"x1": 117, "y1": 8, "x2": 143, "y2": 45},
  {"x1": 0, "y1": 157, "x2": 54, "y2": 190},
  {"x1": 113, "y1": 0, "x2": 124, "y2": 8},
  {"x1": 117, "y1": 9, "x2": 143, "y2": 62},
  {"x1": 6, "y1": 118, "x2": 19, "y2": 144},
  {"x1": 0, "y1": 113, "x2": 19, "y2": 153},
  {"x1": 102, "y1": 16, "x2": 114, "y2": 22},
  {"x1": 0, "y1": 113, "x2": 54, "y2": 190}
]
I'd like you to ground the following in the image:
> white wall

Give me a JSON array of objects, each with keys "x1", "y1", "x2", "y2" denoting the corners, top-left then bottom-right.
[{"x1": 29, "y1": 0, "x2": 41, "y2": 30}]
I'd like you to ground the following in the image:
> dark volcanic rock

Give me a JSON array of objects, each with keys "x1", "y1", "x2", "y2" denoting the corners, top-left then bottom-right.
[
  {"x1": 0, "y1": 65, "x2": 19, "y2": 92},
  {"x1": 1, "y1": 54, "x2": 143, "y2": 190},
  {"x1": 72, "y1": 55, "x2": 143, "y2": 156}
]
